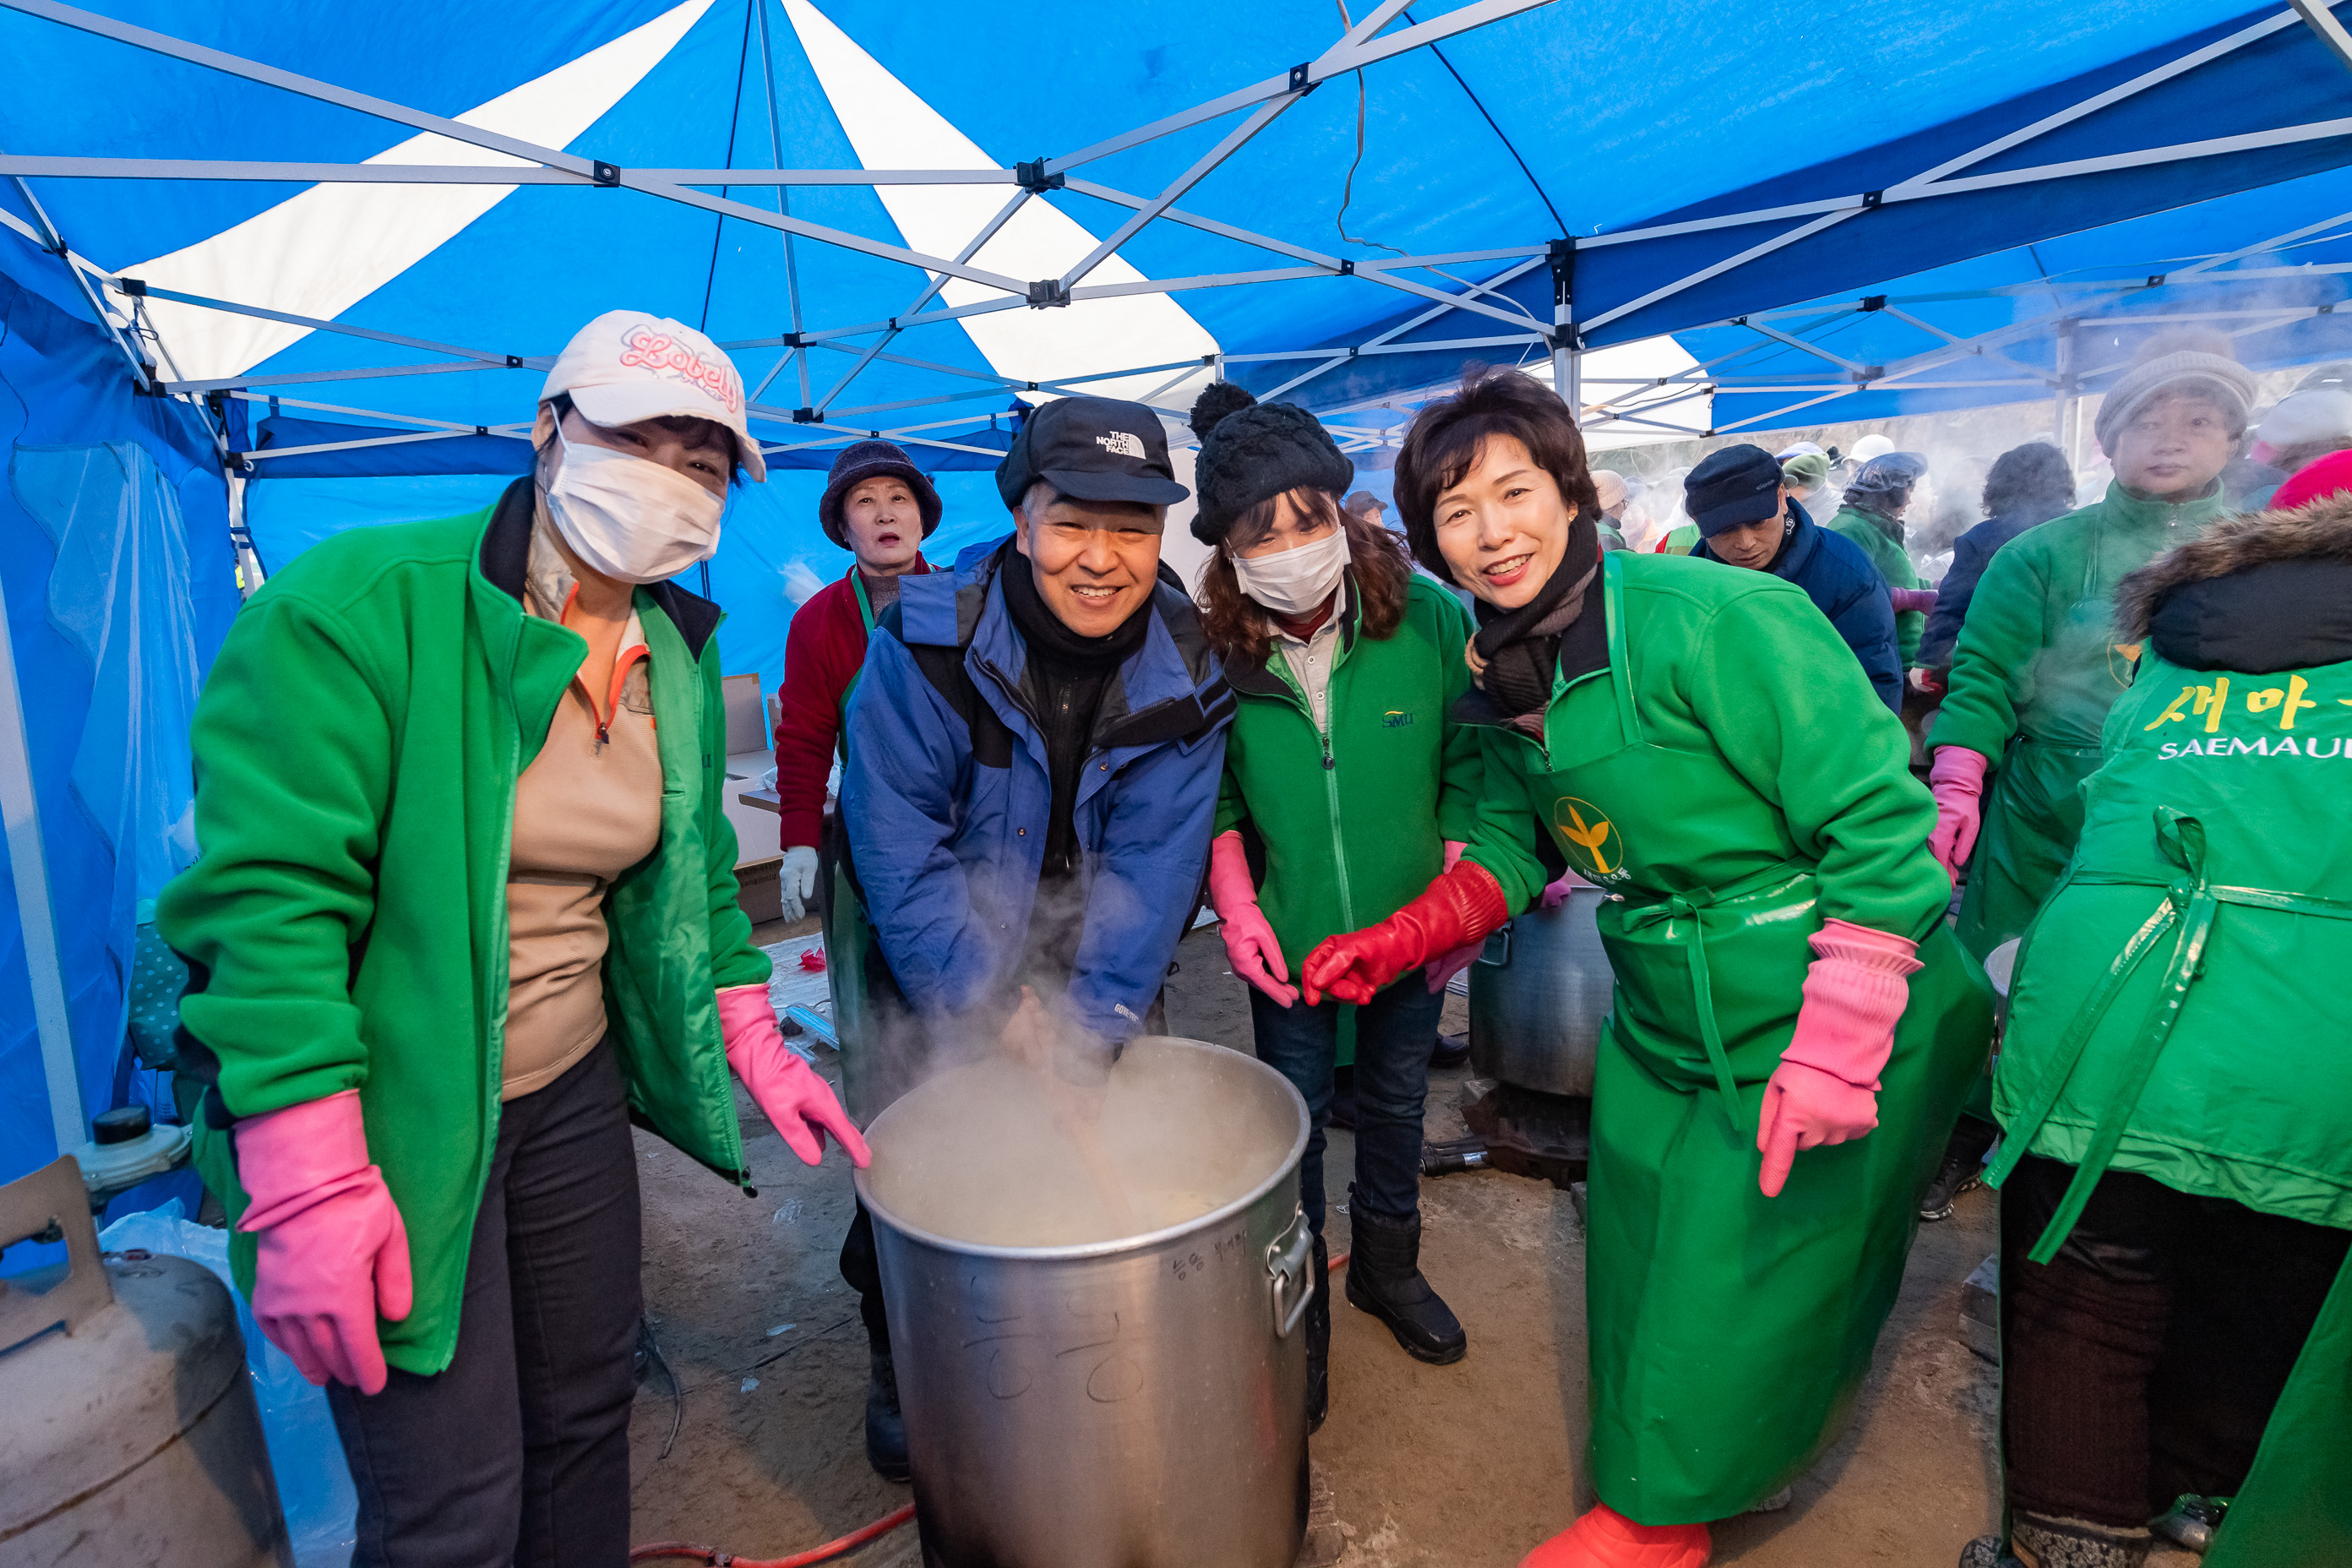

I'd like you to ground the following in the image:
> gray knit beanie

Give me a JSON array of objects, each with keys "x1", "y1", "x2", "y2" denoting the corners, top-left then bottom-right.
[{"x1": 2094, "y1": 330, "x2": 2257, "y2": 456}]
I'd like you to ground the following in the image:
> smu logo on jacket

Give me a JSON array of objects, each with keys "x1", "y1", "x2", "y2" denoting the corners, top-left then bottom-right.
[{"x1": 1552, "y1": 796, "x2": 1627, "y2": 881}]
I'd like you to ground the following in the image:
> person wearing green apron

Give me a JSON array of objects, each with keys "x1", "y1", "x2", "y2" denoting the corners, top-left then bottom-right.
[
  {"x1": 1959, "y1": 475, "x2": 2352, "y2": 1568},
  {"x1": 1929, "y1": 335, "x2": 2256, "y2": 961},
  {"x1": 1300, "y1": 368, "x2": 1994, "y2": 1568},
  {"x1": 1824, "y1": 449, "x2": 1936, "y2": 667},
  {"x1": 768, "y1": 438, "x2": 939, "y2": 1480}
]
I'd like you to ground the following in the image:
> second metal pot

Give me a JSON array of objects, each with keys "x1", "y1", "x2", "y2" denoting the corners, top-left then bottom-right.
[{"x1": 1468, "y1": 887, "x2": 1616, "y2": 1097}]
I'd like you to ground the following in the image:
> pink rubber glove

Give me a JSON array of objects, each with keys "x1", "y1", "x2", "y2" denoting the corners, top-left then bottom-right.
[
  {"x1": 1889, "y1": 586, "x2": 1940, "y2": 615},
  {"x1": 1756, "y1": 919, "x2": 1922, "y2": 1198},
  {"x1": 717, "y1": 986, "x2": 870, "y2": 1168},
  {"x1": 1210, "y1": 830, "x2": 1298, "y2": 1007},
  {"x1": 1424, "y1": 841, "x2": 1484, "y2": 994},
  {"x1": 234, "y1": 1090, "x2": 412, "y2": 1394},
  {"x1": 1538, "y1": 867, "x2": 1588, "y2": 911},
  {"x1": 1927, "y1": 746, "x2": 1990, "y2": 879}
]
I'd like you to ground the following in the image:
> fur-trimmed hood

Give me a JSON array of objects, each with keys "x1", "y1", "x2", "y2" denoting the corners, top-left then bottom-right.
[{"x1": 2116, "y1": 490, "x2": 2352, "y2": 674}]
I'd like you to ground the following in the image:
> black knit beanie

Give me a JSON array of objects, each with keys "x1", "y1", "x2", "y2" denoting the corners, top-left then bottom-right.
[{"x1": 1187, "y1": 384, "x2": 1356, "y2": 547}]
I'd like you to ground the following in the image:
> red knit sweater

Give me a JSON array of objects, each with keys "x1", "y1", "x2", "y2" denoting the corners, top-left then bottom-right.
[{"x1": 771, "y1": 560, "x2": 930, "y2": 849}]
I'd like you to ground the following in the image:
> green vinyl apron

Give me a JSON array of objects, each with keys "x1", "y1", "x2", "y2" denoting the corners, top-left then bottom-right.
[
  {"x1": 1508, "y1": 563, "x2": 1991, "y2": 1524},
  {"x1": 1955, "y1": 526, "x2": 2164, "y2": 961},
  {"x1": 1986, "y1": 653, "x2": 2352, "y2": 1565}
]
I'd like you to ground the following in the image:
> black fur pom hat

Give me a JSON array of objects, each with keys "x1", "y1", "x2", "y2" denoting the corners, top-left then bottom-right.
[{"x1": 1187, "y1": 383, "x2": 1355, "y2": 547}]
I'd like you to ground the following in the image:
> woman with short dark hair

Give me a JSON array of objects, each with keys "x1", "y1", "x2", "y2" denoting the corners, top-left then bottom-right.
[
  {"x1": 1189, "y1": 383, "x2": 1483, "y2": 1430},
  {"x1": 1300, "y1": 365, "x2": 1993, "y2": 1568},
  {"x1": 1916, "y1": 440, "x2": 2077, "y2": 670}
]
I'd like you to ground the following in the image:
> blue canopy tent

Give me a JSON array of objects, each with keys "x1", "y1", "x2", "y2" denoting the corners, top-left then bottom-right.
[{"x1": 5, "y1": 0, "x2": 2352, "y2": 1184}]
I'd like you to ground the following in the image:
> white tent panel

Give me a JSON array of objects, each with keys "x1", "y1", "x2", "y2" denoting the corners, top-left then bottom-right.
[
  {"x1": 782, "y1": 0, "x2": 1218, "y2": 406},
  {"x1": 126, "y1": 0, "x2": 716, "y2": 381}
]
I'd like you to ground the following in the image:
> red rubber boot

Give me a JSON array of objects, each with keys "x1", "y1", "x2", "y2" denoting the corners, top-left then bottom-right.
[{"x1": 1518, "y1": 1505, "x2": 1712, "y2": 1568}]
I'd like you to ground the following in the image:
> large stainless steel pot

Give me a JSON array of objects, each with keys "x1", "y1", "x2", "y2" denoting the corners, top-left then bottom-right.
[
  {"x1": 857, "y1": 1037, "x2": 1313, "y2": 1568},
  {"x1": 1468, "y1": 886, "x2": 1616, "y2": 1096}
]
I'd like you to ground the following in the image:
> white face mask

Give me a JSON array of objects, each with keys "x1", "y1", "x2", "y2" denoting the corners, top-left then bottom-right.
[
  {"x1": 542, "y1": 426, "x2": 726, "y2": 583},
  {"x1": 1230, "y1": 525, "x2": 1350, "y2": 618}
]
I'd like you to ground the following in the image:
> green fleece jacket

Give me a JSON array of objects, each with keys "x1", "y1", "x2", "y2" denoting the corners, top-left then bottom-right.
[
  {"x1": 1825, "y1": 503, "x2": 1925, "y2": 667},
  {"x1": 1932, "y1": 480, "x2": 2230, "y2": 762},
  {"x1": 1214, "y1": 573, "x2": 1483, "y2": 969},
  {"x1": 157, "y1": 482, "x2": 769, "y2": 1376}
]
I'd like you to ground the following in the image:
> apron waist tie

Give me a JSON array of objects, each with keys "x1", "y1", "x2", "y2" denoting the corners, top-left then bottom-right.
[
  {"x1": 1987, "y1": 808, "x2": 2352, "y2": 1262},
  {"x1": 1620, "y1": 858, "x2": 1814, "y2": 1134}
]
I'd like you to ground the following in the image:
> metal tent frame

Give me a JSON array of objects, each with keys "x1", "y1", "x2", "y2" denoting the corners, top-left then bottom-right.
[{"x1": 3, "y1": 0, "x2": 2352, "y2": 487}]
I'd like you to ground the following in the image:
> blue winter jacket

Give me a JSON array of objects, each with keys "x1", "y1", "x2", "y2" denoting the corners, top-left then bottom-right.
[
  {"x1": 840, "y1": 538, "x2": 1233, "y2": 1043},
  {"x1": 1915, "y1": 503, "x2": 2069, "y2": 668},
  {"x1": 1695, "y1": 501, "x2": 1902, "y2": 711}
]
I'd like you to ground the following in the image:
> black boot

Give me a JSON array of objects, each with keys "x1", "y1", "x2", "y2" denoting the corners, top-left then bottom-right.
[
  {"x1": 864, "y1": 1346, "x2": 911, "y2": 1482},
  {"x1": 1342, "y1": 1194, "x2": 1466, "y2": 1364},
  {"x1": 1305, "y1": 1233, "x2": 1331, "y2": 1434}
]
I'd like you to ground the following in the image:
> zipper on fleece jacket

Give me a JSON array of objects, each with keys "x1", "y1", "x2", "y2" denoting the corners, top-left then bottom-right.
[{"x1": 1271, "y1": 655, "x2": 1355, "y2": 932}]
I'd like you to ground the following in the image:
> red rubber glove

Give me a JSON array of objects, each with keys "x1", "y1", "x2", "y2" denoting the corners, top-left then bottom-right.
[
  {"x1": 1303, "y1": 860, "x2": 1509, "y2": 1007},
  {"x1": 234, "y1": 1090, "x2": 412, "y2": 1394},
  {"x1": 1889, "y1": 586, "x2": 1940, "y2": 615},
  {"x1": 1757, "y1": 919, "x2": 1922, "y2": 1198},
  {"x1": 1424, "y1": 841, "x2": 1484, "y2": 994},
  {"x1": 1208, "y1": 830, "x2": 1298, "y2": 1007},
  {"x1": 1926, "y1": 745, "x2": 1990, "y2": 879},
  {"x1": 717, "y1": 986, "x2": 870, "y2": 1168}
]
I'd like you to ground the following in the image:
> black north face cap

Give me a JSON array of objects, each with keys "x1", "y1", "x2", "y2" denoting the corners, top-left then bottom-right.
[{"x1": 996, "y1": 395, "x2": 1191, "y2": 510}]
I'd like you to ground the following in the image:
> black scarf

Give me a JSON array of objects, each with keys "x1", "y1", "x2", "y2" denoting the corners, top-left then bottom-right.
[
  {"x1": 996, "y1": 542, "x2": 1156, "y2": 986},
  {"x1": 1471, "y1": 512, "x2": 1600, "y2": 721},
  {"x1": 997, "y1": 538, "x2": 1153, "y2": 672}
]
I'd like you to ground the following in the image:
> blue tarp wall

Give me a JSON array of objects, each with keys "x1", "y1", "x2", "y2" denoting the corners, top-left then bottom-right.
[{"x1": 0, "y1": 236, "x2": 240, "y2": 1195}]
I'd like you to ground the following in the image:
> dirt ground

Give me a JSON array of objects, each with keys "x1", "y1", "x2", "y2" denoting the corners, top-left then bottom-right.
[{"x1": 627, "y1": 921, "x2": 2189, "y2": 1568}]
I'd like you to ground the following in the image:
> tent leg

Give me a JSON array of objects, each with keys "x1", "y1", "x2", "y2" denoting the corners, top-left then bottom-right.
[
  {"x1": 2055, "y1": 318, "x2": 2078, "y2": 471},
  {"x1": 0, "y1": 568, "x2": 85, "y2": 1157}
]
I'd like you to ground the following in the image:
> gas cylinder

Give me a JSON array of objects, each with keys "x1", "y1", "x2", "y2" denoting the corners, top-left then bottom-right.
[{"x1": 0, "y1": 1156, "x2": 291, "y2": 1567}]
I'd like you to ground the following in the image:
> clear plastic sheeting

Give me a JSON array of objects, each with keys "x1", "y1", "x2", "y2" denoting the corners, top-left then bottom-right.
[
  {"x1": 0, "y1": 264, "x2": 238, "y2": 1198},
  {"x1": 14, "y1": 442, "x2": 208, "y2": 958}
]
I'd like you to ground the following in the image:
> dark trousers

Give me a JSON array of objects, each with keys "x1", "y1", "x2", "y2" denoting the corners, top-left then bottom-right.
[
  {"x1": 327, "y1": 1042, "x2": 643, "y2": 1568},
  {"x1": 2001, "y1": 1152, "x2": 2351, "y2": 1528},
  {"x1": 1248, "y1": 977, "x2": 1446, "y2": 1233}
]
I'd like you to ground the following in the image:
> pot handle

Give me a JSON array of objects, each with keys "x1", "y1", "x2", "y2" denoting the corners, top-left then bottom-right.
[
  {"x1": 1266, "y1": 1206, "x2": 1315, "y2": 1340},
  {"x1": 1475, "y1": 923, "x2": 1511, "y2": 968}
]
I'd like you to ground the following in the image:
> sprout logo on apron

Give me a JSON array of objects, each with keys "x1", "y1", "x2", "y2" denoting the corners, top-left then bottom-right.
[{"x1": 1552, "y1": 796, "x2": 1627, "y2": 882}]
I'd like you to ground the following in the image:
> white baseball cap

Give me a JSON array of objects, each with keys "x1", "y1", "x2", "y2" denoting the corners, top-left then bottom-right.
[{"x1": 540, "y1": 310, "x2": 766, "y2": 482}]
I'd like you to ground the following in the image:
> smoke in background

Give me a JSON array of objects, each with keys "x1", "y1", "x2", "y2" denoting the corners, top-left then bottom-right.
[{"x1": 1590, "y1": 362, "x2": 2318, "y2": 572}]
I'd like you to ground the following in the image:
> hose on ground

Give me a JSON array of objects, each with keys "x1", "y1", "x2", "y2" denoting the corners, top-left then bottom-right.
[{"x1": 631, "y1": 1502, "x2": 917, "y2": 1566}]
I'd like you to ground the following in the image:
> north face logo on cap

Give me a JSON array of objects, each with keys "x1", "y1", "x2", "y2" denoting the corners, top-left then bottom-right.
[{"x1": 1095, "y1": 431, "x2": 1146, "y2": 460}]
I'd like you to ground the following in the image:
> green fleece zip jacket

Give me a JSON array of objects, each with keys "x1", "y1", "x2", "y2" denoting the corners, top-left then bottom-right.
[
  {"x1": 1932, "y1": 481, "x2": 2230, "y2": 761},
  {"x1": 1213, "y1": 573, "x2": 1483, "y2": 970},
  {"x1": 1825, "y1": 503, "x2": 1925, "y2": 667},
  {"x1": 157, "y1": 482, "x2": 768, "y2": 1376}
]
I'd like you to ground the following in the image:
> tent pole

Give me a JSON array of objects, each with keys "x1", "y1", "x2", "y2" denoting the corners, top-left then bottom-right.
[
  {"x1": 1549, "y1": 239, "x2": 1579, "y2": 424},
  {"x1": 2055, "y1": 318, "x2": 2077, "y2": 469},
  {"x1": 0, "y1": 567, "x2": 84, "y2": 1155}
]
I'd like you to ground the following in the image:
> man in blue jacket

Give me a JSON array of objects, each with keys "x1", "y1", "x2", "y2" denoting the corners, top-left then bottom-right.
[
  {"x1": 834, "y1": 395, "x2": 1233, "y2": 1477},
  {"x1": 1686, "y1": 444, "x2": 1903, "y2": 711}
]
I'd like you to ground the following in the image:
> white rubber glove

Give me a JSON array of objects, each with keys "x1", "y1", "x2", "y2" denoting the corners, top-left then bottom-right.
[{"x1": 779, "y1": 845, "x2": 820, "y2": 923}]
